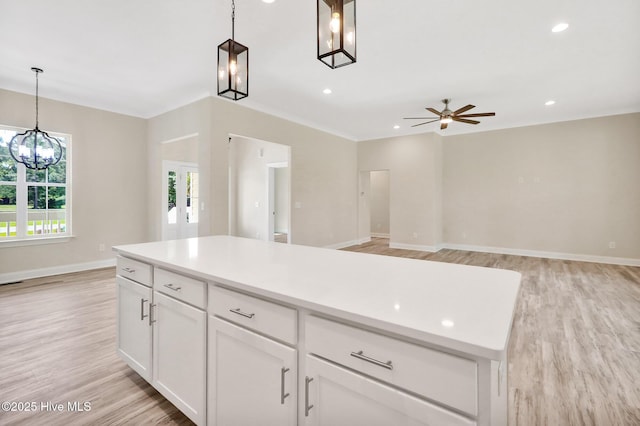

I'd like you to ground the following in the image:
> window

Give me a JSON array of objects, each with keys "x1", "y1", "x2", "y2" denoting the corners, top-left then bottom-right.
[{"x1": 0, "y1": 125, "x2": 70, "y2": 242}]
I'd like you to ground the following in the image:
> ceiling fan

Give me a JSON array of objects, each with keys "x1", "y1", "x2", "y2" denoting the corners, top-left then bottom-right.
[{"x1": 404, "y1": 99, "x2": 496, "y2": 130}]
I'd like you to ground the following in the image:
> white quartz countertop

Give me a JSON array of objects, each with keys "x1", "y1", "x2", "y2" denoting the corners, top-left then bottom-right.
[{"x1": 113, "y1": 235, "x2": 521, "y2": 360}]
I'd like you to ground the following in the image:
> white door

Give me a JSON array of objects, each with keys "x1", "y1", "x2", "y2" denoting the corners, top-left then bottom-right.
[
  {"x1": 153, "y1": 291, "x2": 206, "y2": 425},
  {"x1": 208, "y1": 316, "x2": 297, "y2": 426},
  {"x1": 162, "y1": 161, "x2": 199, "y2": 240},
  {"x1": 116, "y1": 276, "x2": 152, "y2": 381},
  {"x1": 303, "y1": 355, "x2": 476, "y2": 426}
]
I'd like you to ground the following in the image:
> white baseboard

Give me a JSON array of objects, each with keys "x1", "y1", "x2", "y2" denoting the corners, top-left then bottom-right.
[
  {"x1": 324, "y1": 238, "x2": 371, "y2": 250},
  {"x1": 389, "y1": 242, "x2": 440, "y2": 252},
  {"x1": 440, "y1": 243, "x2": 640, "y2": 267},
  {"x1": 370, "y1": 233, "x2": 390, "y2": 238},
  {"x1": 0, "y1": 258, "x2": 117, "y2": 285}
]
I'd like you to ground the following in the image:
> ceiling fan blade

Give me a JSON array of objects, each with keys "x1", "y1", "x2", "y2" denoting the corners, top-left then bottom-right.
[
  {"x1": 426, "y1": 108, "x2": 442, "y2": 116},
  {"x1": 411, "y1": 119, "x2": 440, "y2": 127},
  {"x1": 453, "y1": 117, "x2": 480, "y2": 125},
  {"x1": 440, "y1": 122, "x2": 448, "y2": 130},
  {"x1": 452, "y1": 104, "x2": 475, "y2": 115},
  {"x1": 456, "y1": 112, "x2": 495, "y2": 118}
]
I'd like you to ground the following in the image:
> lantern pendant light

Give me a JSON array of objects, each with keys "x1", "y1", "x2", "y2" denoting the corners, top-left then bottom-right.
[
  {"x1": 317, "y1": 0, "x2": 356, "y2": 69},
  {"x1": 9, "y1": 67, "x2": 63, "y2": 170},
  {"x1": 217, "y1": 0, "x2": 249, "y2": 100}
]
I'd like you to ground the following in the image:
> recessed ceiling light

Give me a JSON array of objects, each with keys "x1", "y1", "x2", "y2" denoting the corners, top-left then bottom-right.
[
  {"x1": 552, "y1": 23, "x2": 569, "y2": 33},
  {"x1": 262, "y1": 0, "x2": 275, "y2": 3},
  {"x1": 441, "y1": 319, "x2": 455, "y2": 328},
  {"x1": 545, "y1": 100, "x2": 556, "y2": 106},
  {"x1": 393, "y1": 125, "x2": 400, "y2": 129},
  {"x1": 323, "y1": 88, "x2": 332, "y2": 94}
]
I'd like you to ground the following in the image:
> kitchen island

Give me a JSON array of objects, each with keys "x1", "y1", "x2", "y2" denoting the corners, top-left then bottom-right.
[{"x1": 113, "y1": 235, "x2": 521, "y2": 426}]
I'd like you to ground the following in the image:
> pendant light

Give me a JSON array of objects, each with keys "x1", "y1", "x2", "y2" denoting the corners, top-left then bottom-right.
[
  {"x1": 217, "y1": 0, "x2": 249, "y2": 101},
  {"x1": 317, "y1": 0, "x2": 356, "y2": 69},
  {"x1": 9, "y1": 67, "x2": 63, "y2": 170}
]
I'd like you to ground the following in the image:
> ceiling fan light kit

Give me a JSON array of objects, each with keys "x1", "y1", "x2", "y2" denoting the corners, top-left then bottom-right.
[
  {"x1": 218, "y1": 0, "x2": 249, "y2": 101},
  {"x1": 317, "y1": 0, "x2": 356, "y2": 69},
  {"x1": 404, "y1": 99, "x2": 496, "y2": 130}
]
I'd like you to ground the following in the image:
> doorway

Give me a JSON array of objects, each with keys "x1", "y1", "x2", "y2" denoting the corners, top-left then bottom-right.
[
  {"x1": 162, "y1": 161, "x2": 199, "y2": 240},
  {"x1": 358, "y1": 170, "x2": 390, "y2": 244},
  {"x1": 228, "y1": 136, "x2": 290, "y2": 243}
]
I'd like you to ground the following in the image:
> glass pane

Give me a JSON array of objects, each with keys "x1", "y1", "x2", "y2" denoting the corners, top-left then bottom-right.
[
  {"x1": 167, "y1": 171, "x2": 176, "y2": 224},
  {"x1": 27, "y1": 168, "x2": 46, "y2": 183},
  {"x1": 48, "y1": 136, "x2": 67, "y2": 183},
  {"x1": 186, "y1": 171, "x2": 199, "y2": 224},
  {"x1": 27, "y1": 186, "x2": 66, "y2": 235},
  {"x1": 0, "y1": 130, "x2": 18, "y2": 182},
  {"x1": 0, "y1": 185, "x2": 16, "y2": 238}
]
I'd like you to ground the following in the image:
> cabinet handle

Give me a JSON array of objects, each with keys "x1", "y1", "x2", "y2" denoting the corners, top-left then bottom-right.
[
  {"x1": 149, "y1": 303, "x2": 156, "y2": 325},
  {"x1": 163, "y1": 283, "x2": 182, "y2": 292},
  {"x1": 140, "y1": 298, "x2": 148, "y2": 320},
  {"x1": 280, "y1": 367, "x2": 290, "y2": 404},
  {"x1": 122, "y1": 267, "x2": 135, "y2": 273},
  {"x1": 304, "y1": 376, "x2": 314, "y2": 417},
  {"x1": 229, "y1": 308, "x2": 255, "y2": 319},
  {"x1": 350, "y1": 350, "x2": 394, "y2": 370}
]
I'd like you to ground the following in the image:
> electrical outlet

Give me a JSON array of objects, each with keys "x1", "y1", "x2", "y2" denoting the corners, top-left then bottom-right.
[
  {"x1": 412, "y1": 232, "x2": 418, "y2": 239},
  {"x1": 609, "y1": 241, "x2": 616, "y2": 249},
  {"x1": 99, "y1": 243, "x2": 105, "y2": 252}
]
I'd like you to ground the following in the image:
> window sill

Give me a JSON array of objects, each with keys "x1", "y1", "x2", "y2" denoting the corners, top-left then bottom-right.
[{"x1": 0, "y1": 235, "x2": 74, "y2": 248}]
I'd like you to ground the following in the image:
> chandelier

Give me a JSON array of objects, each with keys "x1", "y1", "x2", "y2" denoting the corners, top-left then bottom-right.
[{"x1": 9, "y1": 67, "x2": 63, "y2": 170}]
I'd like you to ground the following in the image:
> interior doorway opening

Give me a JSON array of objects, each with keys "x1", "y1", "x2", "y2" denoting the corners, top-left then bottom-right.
[
  {"x1": 358, "y1": 170, "x2": 390, "y2": 245},
  {"x1": 228, "y1": 135, "x2": 291, "y2": 244}
]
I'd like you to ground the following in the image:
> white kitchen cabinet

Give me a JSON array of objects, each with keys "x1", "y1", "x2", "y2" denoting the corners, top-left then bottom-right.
[
  {"x1": 153, "y1": 290, "x2": 207, "y2": 426},
  {"x1": 303, "y1": 355, "x2": 476, "y2": 426},
  {"x1": 208, "y1": 316, "x2": 297, "y2": 426},
  {"x1": 116, "y1": 276, "x2": 152, "y2": 382}
]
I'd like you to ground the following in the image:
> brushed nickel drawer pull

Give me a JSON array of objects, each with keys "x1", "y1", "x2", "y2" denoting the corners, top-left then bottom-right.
[
  {"x1": 280, "y1": 367, "x2": 290, "y2": 404},
  {"x1": 140, "y1": 298, "x2": 148, "y2": 320},
  {"x1": 350, "y1": 350, "x2": 394, "y2": 370},
  {"x1": 122, "y1": 267, "x2": 135, "y2": 273},
  {"x1": 304, "y1": 376, "x2": 314, "y2": 416},
  {"x1": 163, "y1": 283, "x2": 182, "y2": 292},
  {"x1": 149, "y1": 303, "x2": 156, "y2": 325},
  {"x1": 229, "y1": 308, "x2": 255, "y2": 319}
]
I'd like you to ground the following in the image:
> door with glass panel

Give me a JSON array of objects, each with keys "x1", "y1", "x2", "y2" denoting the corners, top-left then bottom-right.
[{"x1": 162, "y1": 161, "x2": 199, "y2": 240}]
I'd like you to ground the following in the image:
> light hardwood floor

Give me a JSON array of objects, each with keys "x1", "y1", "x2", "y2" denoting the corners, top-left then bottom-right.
[{"x1": 0, "y1": 239, "x2": 638, "y2": 425}]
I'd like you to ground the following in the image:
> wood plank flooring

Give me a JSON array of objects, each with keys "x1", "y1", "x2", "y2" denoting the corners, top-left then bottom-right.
[{"x1": 0, "y1": 238, "x2": 638, "y2": 425}]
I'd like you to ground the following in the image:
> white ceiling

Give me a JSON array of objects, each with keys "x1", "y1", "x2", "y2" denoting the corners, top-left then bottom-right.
[{"x1": 1, "y1": 0, "x2": 639, "y2": 141}]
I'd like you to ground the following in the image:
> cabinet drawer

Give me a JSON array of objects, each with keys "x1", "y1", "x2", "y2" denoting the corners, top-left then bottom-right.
[
  {"x1": 154, "y1": 268, "x2": 206, "y2": 309},
  {"x1": 210, "y1": 285, "x2": 297, "y2": 345},
  {"x1": 305, "y1": 315, "x2": 478, "y2": 416},
  {"x1": 117, "y1": 256, "x2": 152, "y2": 287}
]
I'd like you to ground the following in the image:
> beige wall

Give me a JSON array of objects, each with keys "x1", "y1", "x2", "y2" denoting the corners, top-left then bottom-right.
[
  {"x1": 443, "y1": 113, "x2": 640, "y2": 260},
  {"x1": 149, "y1": 97, "x2": 358, "y2": 248},
  {"x1": 0, "y1": 88, "x2": 148, "y2": 279},
  {"x1": 358, "y1": 133, "x2": 443, "y2": 249}
]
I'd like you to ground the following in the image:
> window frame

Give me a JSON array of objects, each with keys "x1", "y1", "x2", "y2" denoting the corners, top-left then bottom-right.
[{"x1": 0, "y1": 124, "x2": 72, "y2": 246}]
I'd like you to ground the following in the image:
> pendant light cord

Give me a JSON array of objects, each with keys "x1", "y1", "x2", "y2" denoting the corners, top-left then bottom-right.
[
  {"x1": 231, "y1": 0, "x2": 235, "y2": 41},
  {"x1": 35, "y1": 70, "x2": 40, "y2": 128}
]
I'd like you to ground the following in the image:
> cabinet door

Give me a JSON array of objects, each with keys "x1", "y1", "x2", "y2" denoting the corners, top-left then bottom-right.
[
  {"x1": 303, "y1": 355, "x2": 476, "y2": 426},
  {"x1": 153, "y1": 291, "x2": 206, "y2": 425},
  {"x1": 116, "y1": 276, "x2": 152, "y2": 381},
  {"x1": 208, "y1": 316, "x2": 297, "y2": 426}
]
